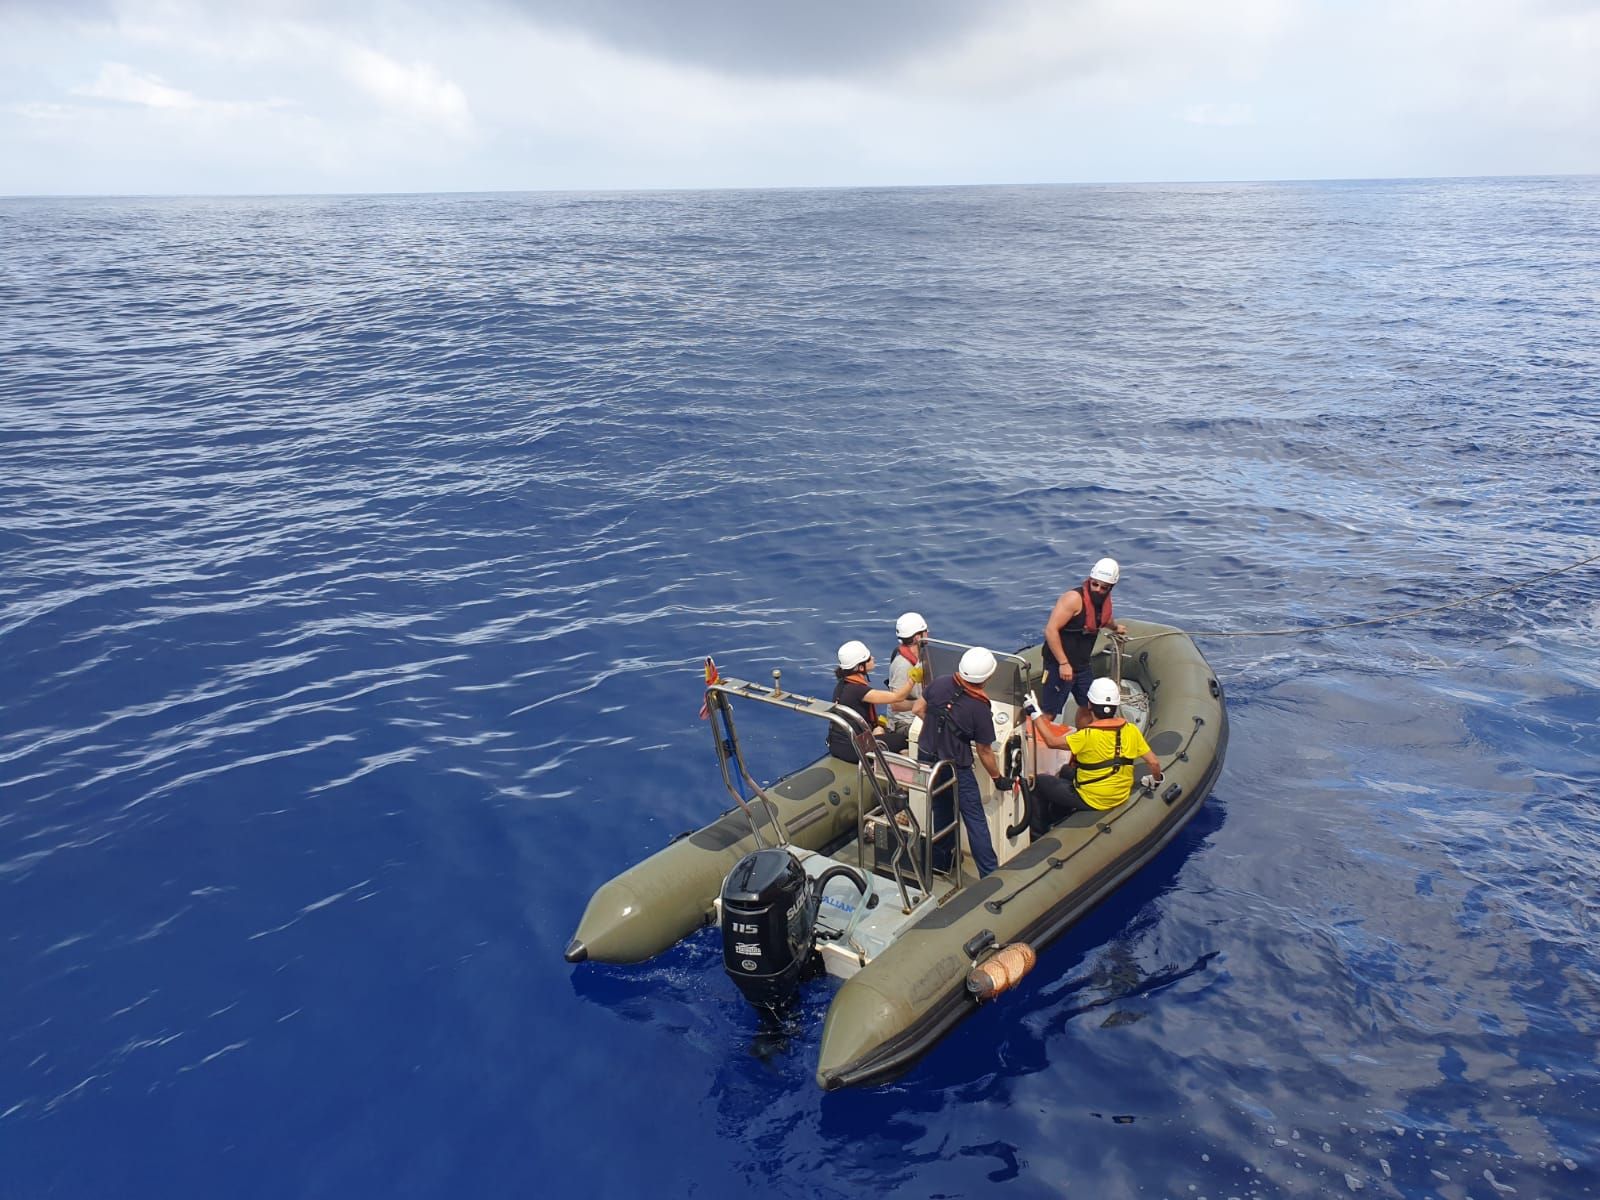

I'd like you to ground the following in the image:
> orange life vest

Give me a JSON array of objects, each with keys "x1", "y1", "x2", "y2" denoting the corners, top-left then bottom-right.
[{"x1": 1073, "y1": 581, "x2": 1113, "y2": 634}]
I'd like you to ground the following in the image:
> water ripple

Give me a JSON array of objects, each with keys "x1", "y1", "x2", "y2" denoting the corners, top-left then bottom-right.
[{"x1": 2, "y1": 179, "x2": 1599, "y2": 1198}]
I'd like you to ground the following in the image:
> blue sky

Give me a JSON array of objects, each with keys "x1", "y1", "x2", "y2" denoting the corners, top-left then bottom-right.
[{"x1": 2, "y1": 0, "x2": 1597, "y2": 196}]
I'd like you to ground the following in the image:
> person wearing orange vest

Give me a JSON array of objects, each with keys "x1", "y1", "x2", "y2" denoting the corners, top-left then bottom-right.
[
  {"x1": 884, "y1": 611, "x2": 929, "y2": 730},
  {"x1": 1026, "y1": 677, "x2": 1162, "y2": 832},
  {"x1": 826, "y1": 640, "x2": 914, "y2": 764},
  {"x1": 1040, "y1": 556, "x2": 1129, "y2": 727}
]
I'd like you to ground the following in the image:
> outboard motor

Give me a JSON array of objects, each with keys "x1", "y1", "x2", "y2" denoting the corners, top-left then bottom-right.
[{"x1": 720, "y1": 849, "x2": 817, "y2": 1009}]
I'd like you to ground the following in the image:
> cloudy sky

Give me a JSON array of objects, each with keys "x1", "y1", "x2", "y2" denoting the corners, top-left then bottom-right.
[{"x1": 2, "y1": 0, "x2": 1597, "y2": 196}]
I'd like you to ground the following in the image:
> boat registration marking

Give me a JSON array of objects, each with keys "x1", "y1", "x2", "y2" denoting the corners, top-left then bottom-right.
[{"x1": 909, "y1": 956, "x2": 961, "y2": 1003}]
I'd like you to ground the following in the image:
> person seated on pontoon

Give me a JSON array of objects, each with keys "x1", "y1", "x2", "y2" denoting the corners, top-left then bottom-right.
[
  {"x1": 826, "y1": 640, "x2": 914, "y2": 764},
  {"x1": 1026, "y1": 677, "x2": 1162, "y2": 834}
]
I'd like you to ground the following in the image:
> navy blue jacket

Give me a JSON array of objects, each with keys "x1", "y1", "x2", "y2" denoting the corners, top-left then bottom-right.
[{"x1": 917, "y1": 675, "x2": 995, "y2": 769}]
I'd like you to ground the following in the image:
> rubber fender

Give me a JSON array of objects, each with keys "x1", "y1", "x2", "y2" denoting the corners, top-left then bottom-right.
[{"x1": 965, "y1": 942, "x2": 1038, "y2": 1001}]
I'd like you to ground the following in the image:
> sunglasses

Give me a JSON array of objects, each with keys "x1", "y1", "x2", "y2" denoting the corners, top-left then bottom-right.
[{"x1": 1088, "y1": 581, "x2": 1112, "y2": 593}]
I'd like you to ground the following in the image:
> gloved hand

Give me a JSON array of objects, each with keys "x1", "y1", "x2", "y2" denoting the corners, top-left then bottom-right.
[
  {"x1": 992, "y1": 775, "x2": 1015, "y2": 792},
  {"x1": 1021, "y1": 691, "x2": 1042, "y2": 718}
]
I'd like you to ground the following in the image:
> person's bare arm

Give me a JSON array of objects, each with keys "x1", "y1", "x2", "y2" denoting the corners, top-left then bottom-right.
[
  {"x1": 862, "y1": 674, "x2": 914, "y2": 706},
  {"x1": 1044, "y1": 590, "x2": 1081, "y2": 676},
  {"x1": 1025, "y1": 715, "x2": 1071, "y2": 750}
]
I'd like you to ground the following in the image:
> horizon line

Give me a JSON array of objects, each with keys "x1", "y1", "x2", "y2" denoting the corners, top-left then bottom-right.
[{"x1": 4, "y1": 171, "x2": 1597, "y2": 203}]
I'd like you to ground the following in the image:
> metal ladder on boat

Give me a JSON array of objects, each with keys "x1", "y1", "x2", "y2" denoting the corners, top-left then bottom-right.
[{"x1": 702, "y1": 673, "x2": 966, "y2": 913}]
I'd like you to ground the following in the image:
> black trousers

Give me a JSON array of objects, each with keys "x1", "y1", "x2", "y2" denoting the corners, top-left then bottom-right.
[
  {"x1": 829, "y1": 724, "x2": 910, "y2": 764},
  {"x1": 1029, "y1": 772, "x2": 1094, "y2": 835}
]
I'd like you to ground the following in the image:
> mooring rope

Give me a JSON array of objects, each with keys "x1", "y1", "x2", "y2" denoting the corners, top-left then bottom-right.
[{"x1": 1121, "y1": 548, "x2": 1600, "y2": 644}]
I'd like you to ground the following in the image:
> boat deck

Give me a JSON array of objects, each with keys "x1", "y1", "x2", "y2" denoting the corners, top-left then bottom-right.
[{"x1": 798, "y1": 799, "x2": 1119, "y2": 981}]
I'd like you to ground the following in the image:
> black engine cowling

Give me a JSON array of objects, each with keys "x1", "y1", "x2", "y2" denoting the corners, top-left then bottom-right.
[{"x1": 720, "y1": 849, "x2": 816, "y2": 1008}]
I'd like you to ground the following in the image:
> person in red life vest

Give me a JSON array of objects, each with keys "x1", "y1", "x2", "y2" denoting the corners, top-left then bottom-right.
[
  {"x1": 1026, "y1": 677, "x2": 1162, "y2": 833},
  {"x1": 826, "y1": 640, "x2": 914, "y2": 764},
  {"x1": 884, "y1": 611, "x2": 930, "y2": 731},
  {"x1": 917, "y1": 646, "x2": 1009, "y2": 877},
  {"x1": 1040, "y1": 556, "x2": 1129, "y2": 727}
]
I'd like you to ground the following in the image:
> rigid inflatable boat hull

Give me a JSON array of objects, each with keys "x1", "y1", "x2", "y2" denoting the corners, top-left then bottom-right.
[
  {"x1": 566, "y1": 758, "x2": 865, "y2": 963},
  {"x1": 815, "y1": 620, "x2": 1227, "y2": 1086},
  {"x1": 567, "y1": 619, "x2": 1227, "y2": 1089}
]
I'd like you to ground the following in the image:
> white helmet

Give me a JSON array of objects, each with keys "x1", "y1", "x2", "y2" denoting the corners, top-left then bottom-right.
[
  {"x1": 1089, "y1": 557, "x2": 1120, "y2": 585},
  {"x1": 958, "y1": 646, "x2": 997, "y2": 684},
  {"x1": 895, "y1": 611, "x2": 928, "y2": 640},
  {"x1": 836, "y1": 640, "x2": 872, "y2": 671},
  {"x1": 1087, "y1": 677, "x2": 1122, "y2": 709}
]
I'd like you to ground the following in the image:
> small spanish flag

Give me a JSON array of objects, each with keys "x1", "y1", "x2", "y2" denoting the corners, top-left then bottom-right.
[{"x1": 698, "y1": 656, "x2": 721, "y2": 719}]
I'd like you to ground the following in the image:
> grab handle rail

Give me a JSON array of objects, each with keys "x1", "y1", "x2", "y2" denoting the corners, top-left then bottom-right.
[{"x1": 705, "y1": 675, "x2": 970, "y2": 899}]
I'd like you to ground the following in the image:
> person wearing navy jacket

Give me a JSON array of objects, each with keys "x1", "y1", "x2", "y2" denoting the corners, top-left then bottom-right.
[{"x1": 917, "y1": 646, "x2": 1008, "y2": 877}]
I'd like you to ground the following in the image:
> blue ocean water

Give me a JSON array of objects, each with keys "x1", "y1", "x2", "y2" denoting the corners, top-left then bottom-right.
[{"x1": 3, "y1": 178, "x2": 1598, "y2": 1198}]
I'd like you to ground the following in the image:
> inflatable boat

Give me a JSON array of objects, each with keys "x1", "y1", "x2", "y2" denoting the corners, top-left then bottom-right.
[{"x1": 565, "y1": 619, "x2": 1227, "y2": 1089}]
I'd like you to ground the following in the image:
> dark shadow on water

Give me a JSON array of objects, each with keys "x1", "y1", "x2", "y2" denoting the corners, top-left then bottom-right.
[
  {"x1": 566, "y1": 928, "x2": 726, "y2": 1030},
  {"x1": 1046, "y1": 948, "x2": 1221, "y2": 1032},
  {"x1": 959, "y1": 1140, "x2": 1023, "y2": 1182},
  {"x1": 746, "y1": 995, "x2": 811, "y2": 1066}
]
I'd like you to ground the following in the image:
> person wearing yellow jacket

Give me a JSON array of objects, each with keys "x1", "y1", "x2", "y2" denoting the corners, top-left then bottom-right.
[{"x1": 1026, "y1": 676, "x2": 1162, "y2": 832}]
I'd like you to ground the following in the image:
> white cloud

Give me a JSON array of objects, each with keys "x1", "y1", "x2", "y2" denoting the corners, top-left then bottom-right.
[
  {"x1": 339, "y1": 46, "x2": 474, "y2": 136},
  {"x1": 1183, "y1": 103, "x2": 1254, "y2": 127},
  {"x1": 6, "y1": 101, "x2": 78, "y2": 122},
  {"x1": 1, "y1": 0, "x2": 1598, "y2": 194},
  {"x1": 75, "y1": 61, "x2": 196, "y2": 109}
]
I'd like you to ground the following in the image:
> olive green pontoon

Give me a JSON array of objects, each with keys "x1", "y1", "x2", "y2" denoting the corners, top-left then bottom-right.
[{"x1": 565, "y1": 619, "x2": 1227, "y2": 1089}]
